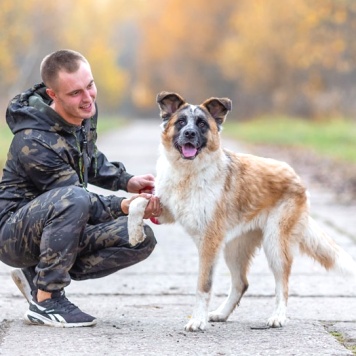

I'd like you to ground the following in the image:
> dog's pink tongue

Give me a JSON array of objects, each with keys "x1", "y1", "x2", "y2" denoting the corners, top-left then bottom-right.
[{"x1": 182, "y1": 144, "x2": 197, "y2": 158}]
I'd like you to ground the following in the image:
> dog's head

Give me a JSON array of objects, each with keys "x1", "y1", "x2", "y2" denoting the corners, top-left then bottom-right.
[{"x1": 156, "y1": 92, "x2": 232, "y2": 160}]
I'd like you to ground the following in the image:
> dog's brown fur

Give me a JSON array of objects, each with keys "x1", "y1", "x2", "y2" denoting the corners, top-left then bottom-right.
[{"x1": 128, "y1": 92, "x2": 356, "y2": 332}]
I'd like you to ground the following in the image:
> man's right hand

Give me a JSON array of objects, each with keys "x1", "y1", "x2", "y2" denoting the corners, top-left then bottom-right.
[{"x1": 121, "y1": 193, "x2": 162, "y2": 219}]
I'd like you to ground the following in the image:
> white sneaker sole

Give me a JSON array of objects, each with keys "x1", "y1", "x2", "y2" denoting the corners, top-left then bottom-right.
[
  {"x1": 24, "y1": 310, "x2": 97, "y2": 328},
  {"x1": 11, "y1": 269, "x2": 32, "y2": 303}
]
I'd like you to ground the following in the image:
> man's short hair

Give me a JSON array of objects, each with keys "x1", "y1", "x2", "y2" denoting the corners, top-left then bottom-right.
[{"x1": 40, "y1": 49, "x2": 88, "y2": 89}]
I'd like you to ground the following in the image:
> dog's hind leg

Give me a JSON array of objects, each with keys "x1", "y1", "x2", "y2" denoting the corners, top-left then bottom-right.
[
  {"x1": 209, "y1": 230, "x2": 262, "y2": 323},
  {"x1": 262, "y1": 211, "x2": 295, "y2": 328}
]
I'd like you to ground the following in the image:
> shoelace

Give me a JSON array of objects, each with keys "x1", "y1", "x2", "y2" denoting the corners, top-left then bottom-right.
[{"x1": 50, "y1": 293, "x2": 79, "y2": 313}]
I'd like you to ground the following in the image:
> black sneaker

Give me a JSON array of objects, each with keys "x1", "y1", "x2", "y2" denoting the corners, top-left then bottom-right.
[
  {"x1": 25, "y1": 290, "x2": 97, "y2": 327},
  {"x1": 11, "y1": 267, "x2": 36, "y2": 303}
]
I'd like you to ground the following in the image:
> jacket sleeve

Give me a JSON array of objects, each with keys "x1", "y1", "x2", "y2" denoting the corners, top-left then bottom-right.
[
  {"x1": 87, "y1": 192, "x2": 127, "y2": 224},
  {"x1": 88, "y1": 148, "x2": 134, "y2": 191}
]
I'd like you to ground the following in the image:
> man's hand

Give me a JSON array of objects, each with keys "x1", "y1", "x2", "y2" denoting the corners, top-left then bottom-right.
[
  {"x1": 127, "y1": 174, "x2": 155, "y2": 194},
  {"x1": 121, "y1": 193, "x2": 162, "y2": 219}
]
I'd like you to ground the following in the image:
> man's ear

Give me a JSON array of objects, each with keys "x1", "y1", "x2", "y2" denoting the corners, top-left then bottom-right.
[
  {"x1": 201, "y1": 97, "x2": 232, "y2": 128},
  {"x1": 46, "y1": 88, "x2": 56, "y2": 100},
  {"x1": 156, "y1": 92, "x2": 186, "y2": 121}
]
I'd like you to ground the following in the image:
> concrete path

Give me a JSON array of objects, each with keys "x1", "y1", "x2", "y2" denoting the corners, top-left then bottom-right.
[{"x1": 1, "y1": 119, "x2": 356, "y2": 356}]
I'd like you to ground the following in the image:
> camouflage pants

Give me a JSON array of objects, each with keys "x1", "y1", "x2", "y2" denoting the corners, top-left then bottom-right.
[{"x1": 0, "y1": 186, "x2": 156, "y2": 292}]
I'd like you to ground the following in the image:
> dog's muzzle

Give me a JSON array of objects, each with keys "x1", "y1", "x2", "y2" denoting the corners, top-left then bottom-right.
[{"x1": 177, "y1": 128, "x2": 200, "y2": 159}]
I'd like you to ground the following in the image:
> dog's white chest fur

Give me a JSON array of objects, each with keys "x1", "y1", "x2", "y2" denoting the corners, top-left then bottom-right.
[{"x1": 155, "y1": 146, "x2": 228, "y2": 239}]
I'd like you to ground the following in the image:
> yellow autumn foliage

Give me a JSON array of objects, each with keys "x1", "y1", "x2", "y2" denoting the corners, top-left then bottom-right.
[{"x1": 1, "y1": 0, "x2": 356, "y2": 118}]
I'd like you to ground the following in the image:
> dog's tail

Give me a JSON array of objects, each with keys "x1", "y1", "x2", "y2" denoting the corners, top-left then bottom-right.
[{"x1": 299, "y1": 216, "x2": 356, "y2": 277}]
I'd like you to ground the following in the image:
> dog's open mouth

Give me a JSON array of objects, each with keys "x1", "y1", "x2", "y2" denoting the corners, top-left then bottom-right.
[
  {"x1": 181, "y1": 143, "x2": 198, "y2": 159},
  {"x1": 182, "y1": 143, "x2": 197, "y2": 158}
]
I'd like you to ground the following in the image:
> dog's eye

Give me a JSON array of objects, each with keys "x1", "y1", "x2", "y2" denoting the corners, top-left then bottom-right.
[
  {"x1": 197, "y1": 119, "x2": 207, "y2": 128},
  {"x1": 177, "y1": 119, "x2": 186, "y2": 126}
]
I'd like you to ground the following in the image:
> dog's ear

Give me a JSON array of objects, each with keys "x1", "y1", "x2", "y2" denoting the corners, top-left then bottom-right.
[
  {"x1": 156, "y1": 92, "x2": 186, "y2": 120},
  {"x1": 201, "y1": 98, "x2": 232, "y2": 127}
]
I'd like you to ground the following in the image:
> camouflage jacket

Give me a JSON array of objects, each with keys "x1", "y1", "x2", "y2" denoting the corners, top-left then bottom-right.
[{"x1": 0, "y1": 83, "x2": 133, "y2": 226}]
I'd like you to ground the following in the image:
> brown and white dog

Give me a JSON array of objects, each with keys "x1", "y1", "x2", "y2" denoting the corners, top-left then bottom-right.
[{"x1": 128, "y1": 92, "x2": 356, "y2": 332}]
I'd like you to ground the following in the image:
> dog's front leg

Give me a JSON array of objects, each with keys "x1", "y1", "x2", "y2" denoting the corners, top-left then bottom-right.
[
  {"x1": 185, "y1": 237, "x2": 219, "y2": 332},
  {"x1": 128, "y1": 197, "x2": 149, "y2": 246}
]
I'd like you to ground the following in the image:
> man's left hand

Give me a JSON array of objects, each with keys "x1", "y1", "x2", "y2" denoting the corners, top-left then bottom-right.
[{"x1": 127, "y1": 174, "x2": 155, "y2": 194}]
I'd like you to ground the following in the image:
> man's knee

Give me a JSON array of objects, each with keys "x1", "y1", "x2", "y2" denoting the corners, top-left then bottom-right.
[
  {"x1": 54, "y1": 186, "x2": 90, "y2": 218},
  {"x1": 64, "y1": 186, "x2": 90, "y2": 207}
]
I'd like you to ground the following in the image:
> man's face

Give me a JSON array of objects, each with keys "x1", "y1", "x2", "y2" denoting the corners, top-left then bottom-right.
[{"x1": 47, "y1": 61, "x2": 97, "y2": 126}]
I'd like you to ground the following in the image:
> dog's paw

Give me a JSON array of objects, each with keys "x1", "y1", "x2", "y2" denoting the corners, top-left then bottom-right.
[
  {"x1": 129, "y1": 225, "x2": 146, "y2": 246},
  {"x1": 184, "y1": 318, "x2": 207, "y2": 332},
  {"x1": 128, "y1": 197, "x2": 149, "y2": 246},
  {"x1": 208, "y1": 311, "x2": 228, "y2": 322},
  {"x1": 267, "y1": 314, "x2": 287, "y2": 328}
]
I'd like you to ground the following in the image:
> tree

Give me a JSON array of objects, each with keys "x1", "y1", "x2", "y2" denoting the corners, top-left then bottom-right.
[
  {"x1": 2, "y1": 0, "x2": 356, "y2": 119},
  {"x1": 0, "y1": 0, "x2": 132, "y2": 115}
]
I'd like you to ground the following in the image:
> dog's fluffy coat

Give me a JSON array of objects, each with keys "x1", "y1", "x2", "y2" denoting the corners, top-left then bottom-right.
[{"x1": 128, "y1": 92, "x2": 356, "y2": 332}]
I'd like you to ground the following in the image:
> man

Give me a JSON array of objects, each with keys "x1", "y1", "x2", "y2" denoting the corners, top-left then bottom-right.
[{"x1": 0, "y1": 49, "x2": 160, "y2": 327}]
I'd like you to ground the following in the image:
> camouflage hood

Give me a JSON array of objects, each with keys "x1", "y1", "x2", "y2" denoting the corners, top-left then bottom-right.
[{"x1": 6, "y1": 82, "x2": 90, "y2": 135}]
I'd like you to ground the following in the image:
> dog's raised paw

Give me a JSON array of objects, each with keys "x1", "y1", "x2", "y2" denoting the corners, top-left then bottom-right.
[
  {"x1": 128, "y1": 197, "x2": 149, "y2": 246},
  {"x1": 129, "y1": 226, "x2": 146, "y2": 246}
]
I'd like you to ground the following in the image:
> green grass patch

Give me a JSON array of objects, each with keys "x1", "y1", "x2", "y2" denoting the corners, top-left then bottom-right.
[
  {"x1": 0, "y1": 122, "x2": 12, "y2": 169},
  {"x1": 329, "y1": 331, "x2": 356, "y2": 355},
  {"x1": 224, "y1": 116, "x2": 356, "y2": 163},
  {"x1": 96, "y1": 116, "x2": 127, "y2": 133}
]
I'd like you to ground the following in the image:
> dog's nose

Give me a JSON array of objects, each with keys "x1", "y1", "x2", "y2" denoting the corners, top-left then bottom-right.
[{"x1": 184, "y1": 129, "x2": 196, "y2": 139}]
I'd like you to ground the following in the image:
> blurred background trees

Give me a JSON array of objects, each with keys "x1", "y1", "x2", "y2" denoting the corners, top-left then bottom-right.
[{"x1": 1, "y1": 0, "x2": 356, "y2": 120}]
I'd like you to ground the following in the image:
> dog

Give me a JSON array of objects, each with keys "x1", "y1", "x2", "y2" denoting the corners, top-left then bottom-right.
[{"x1": 128, "y1": 91, "x2": 356, "y2": 332}]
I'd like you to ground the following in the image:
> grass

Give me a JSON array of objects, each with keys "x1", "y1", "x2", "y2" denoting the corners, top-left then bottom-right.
[
  {"x1": 0, "y1": 122, "x2": 12, "y2": 169},
  {"x1": 1, "y1": 115, "x2": 355, "y2": 169},
  {"x1": 224, "y1": 116, "x2": 356, "y2": 163},
  {"x1": 96, "y1": 116, "x2": 127, "y2": 133},
  {"x1": 329, "y1": 331, "x2": 356, "y2": 355},
  {"x1": 0, "y1": 116, "x2": 126, "y2": 171}
]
